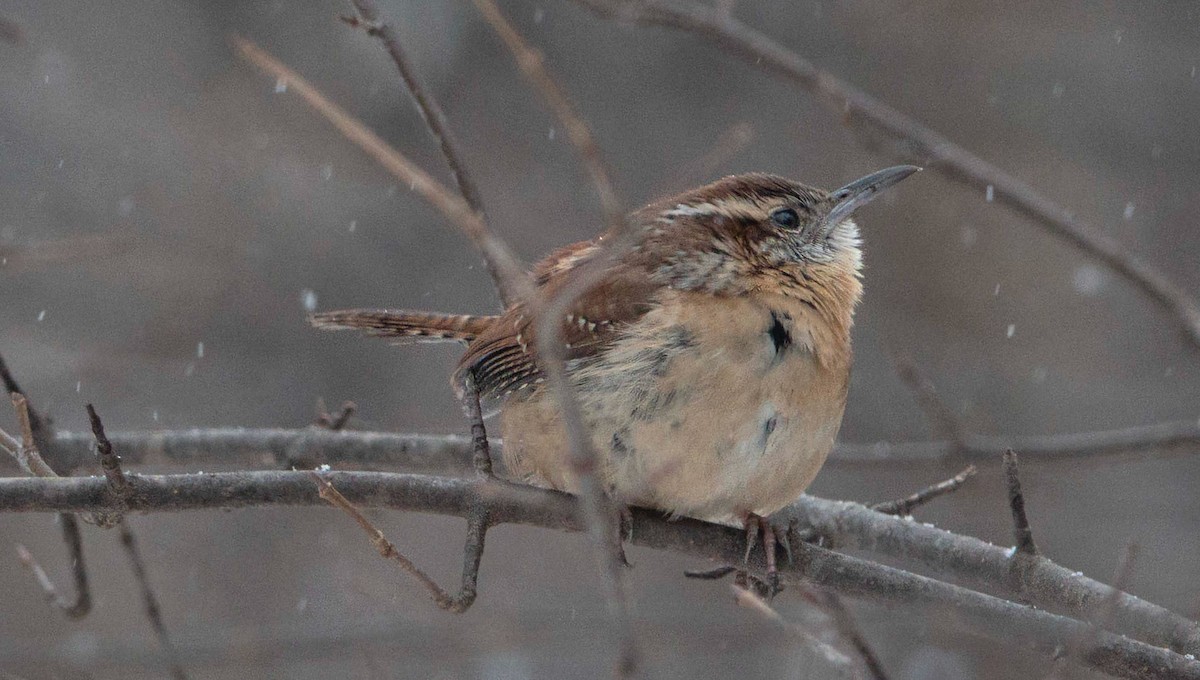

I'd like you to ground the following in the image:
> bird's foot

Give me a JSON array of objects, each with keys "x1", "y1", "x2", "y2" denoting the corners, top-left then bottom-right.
[
  {"x1": 737, "y1": 513, "x2": 782, "y2": 598},
  {"x1": 684, "y1": 511, "x2": 829, "y2": 599},
  {"x1": 616, "y1": 505, "x2": 634, "y2": 568}
]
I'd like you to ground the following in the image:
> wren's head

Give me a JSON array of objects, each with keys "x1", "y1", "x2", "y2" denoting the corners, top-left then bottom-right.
[{"x1": 634, "y1": 166, "x2": 920, "y2": 300}]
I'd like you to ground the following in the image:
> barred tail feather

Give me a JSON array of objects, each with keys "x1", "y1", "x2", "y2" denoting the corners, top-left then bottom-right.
[{"x1": 308, "y1": 309, "x2": 497, "y2": 344}]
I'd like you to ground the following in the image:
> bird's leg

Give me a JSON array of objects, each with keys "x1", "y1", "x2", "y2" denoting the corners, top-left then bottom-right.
[{"x1": 740, "y1": 513, "x2": 782, "y2": 598}]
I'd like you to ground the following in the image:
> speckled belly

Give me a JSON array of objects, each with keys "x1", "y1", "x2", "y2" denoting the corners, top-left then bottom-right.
[{"x1": 499, "y1": 294, "x2": 850, "y2": 524}]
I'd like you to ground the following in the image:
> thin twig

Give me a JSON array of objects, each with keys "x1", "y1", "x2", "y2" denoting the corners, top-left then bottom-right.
[
  {"x1": 315, "y1": 399, "x2": 356, "y2": 431},
  {"x1": 652, "y1": 121, "x2": 755, "y2": 196},
  {"x1": 117, "y1": 520, "x2": 188, "y2": 680},
  {"x1": 1003, "y1": 449, "x2": 1038, "y2": 556},
  {"x1": 731, "y1": 584, "x2": 861, "y2": 678},
  {"x1": 14, "y1": 514, "x2": 90, "y2": 619},
  {"x1": 3, "y1": 471, "x2": 1198, "y2": 679},
  {"x1": 468, "y1": 3, "x2": 638, "y2": 673},
  {"x1": 4, "y1": 385, "x2": 93, "y2": 619},
  {"x1": 870, "y1": 465, "x2": 977, "y2": 516},
  {"x1": 87, "y1": 404, "x2": 132, "y2": 501},
  {"x1": 573, "y1": 0, "x2": 1200, "y2": 349},
  {"x1": 86, "y1": 405, "x2": 185, "y2": 674},
  {"x1": 0, "y1": 352, "x2": 26, "y2": 395},
  {"x1": 3, "y1": 395, "x2": 56, "y2": 479},
  {"x1": 340, "y1": 0, "x2": 515, "y2": 306},
  {"x1": 471, "y1": 0, "x2": 622, "y2": 230},
  {"x1": 309, "y1": 471, "x2": 486, "y2": 613},
  {"x1": 1050, "y1": 543, "x2": 1140, "y2": 679},
  {"x1": 231, "y1": 36, "x2": 533, "y2": 305},
  {"x1": 2, "y1": 354, "x2": 50, "y2": 453},
  {"x1": 887, "y1": 351, "x2": 965, "y2": 446},
  {"x1": 799, "y1": 587, "x2": 891, "y2": 680}
]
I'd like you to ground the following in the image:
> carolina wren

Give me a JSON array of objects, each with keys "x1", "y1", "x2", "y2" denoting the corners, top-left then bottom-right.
[{"x1": 312, "y1": 166, "x2": 918, "y2": 562}]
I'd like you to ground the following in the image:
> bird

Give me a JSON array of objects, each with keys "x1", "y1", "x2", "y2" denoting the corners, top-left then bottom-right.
[{"x1": 311, "y1": 165, "x2": 919, "y2": 583}]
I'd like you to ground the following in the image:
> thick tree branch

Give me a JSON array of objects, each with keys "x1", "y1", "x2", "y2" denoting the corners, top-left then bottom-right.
[
  {"x1": 572, "y1": 0, "x2": 1200, "y2": 350},
  {"x1": 0, "y1": 471, "x2": 1197, "y2": 679},
  {"x1": 35, "y1": 429, "x2": 1190, "y2": 657},
  {"x1": 32, "y1": 421, "x2": 1199, "y2": 477},
  {"x1": 785, "y1": 496, "x2": 1200, "y2": 655}
]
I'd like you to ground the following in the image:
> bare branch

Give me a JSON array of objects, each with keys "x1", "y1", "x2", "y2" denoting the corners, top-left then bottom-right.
[
  {"x1": 652, "y1": 121, "x2": 755, "y2": 196},
  {"x1": 731, "y1": 584, "x2": 861, "y2": 678},
  {"x1": 1, "y1": 471, "x2": 1198, "y2": 679},
  {"x1": 117, "y1": 521, "x2": 188, "y2": 680},
  {"x1": 831, "y1": 419, "x2": 1200, "y2": 465},
  {"x1": 573, "y1": 0, "x2": 1200, "y2": 349},
  {"x1": 0, "y1": 352, "x2": 26, "y2": 396},
  {"x1": 28, "y1": 419, "x2": 1199, "y2": 477},
  {"x1": 310, "y1": 471, "x2": 486, "y2": 613},
  {"x1": 798, "y1": 587, "x2": 891, "y2": 680},
  {"x1": 86, "y1": 404, "x2": 132, "y2": 502},
  {"x1": 2, "y1": 353, "x2": 51, "y2": 453},
  {"x1": 314, "y1": 399, "x2": 356, "y2": 432},
  {"x1": 466, "y1": 3, "x2": 639, "y2": 672},
  {"x1": 1050, "y1": 543, "x2": 1140, "y2": 679},
  {"x1": 886, "y1": 351, "x2": 964, "y2": 446},
  {"x1": 14, "y1": 514, "x2": 90, "y2": 619},
  {"x1": 471, "y1": 0, "x2": 623, "y2": 229},
  {"x1": 784, "y1": 495, "x2": 1200, "y2": 655},
  {"x1": 1003, "y1": 449, "x2": 1038, "y2": 556},
  {"x1": 2, "y1": 395, "x2": 56, "y2": 479},
  {"x1": 340, "y1": 0, "x2": 514, "y2": 306},
  {"x1": 869, "y1": 465, "x2": 976, "y2": 517},
  {"x1": 230, "y1": 36, "x2": 533, "y2": 304}
]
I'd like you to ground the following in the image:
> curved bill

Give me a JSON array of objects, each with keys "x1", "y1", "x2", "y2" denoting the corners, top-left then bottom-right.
[{"x1": 822, "y1": 165, "x2": 921, "y2": 235}]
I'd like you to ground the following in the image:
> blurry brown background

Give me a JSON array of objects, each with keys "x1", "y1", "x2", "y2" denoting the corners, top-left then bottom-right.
[{"x1": 1, "y1": 1, "x2": 1198, "y2": 678}]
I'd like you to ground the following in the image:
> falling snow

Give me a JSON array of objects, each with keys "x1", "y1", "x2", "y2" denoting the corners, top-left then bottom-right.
[
  {"x1": 1123, "y1": 202, "x2": 1135, "y2": 220},
  {"x1": 197, "y1": 341, "x2": 205, "y2": 359},
  {"x1": 37, "y1": 310, "x2": 46, "y2": 322},
  {"x1": 1072, "y1": 264, "x2": 1104, "y2": 296},
  {"x1": 348, "y1": 220, "x2": 357, "y2": 233},
  {"x1": 302, "y1": 289, "x2": 318, "y2": 312},
  {"x1": 274, "y1": 78, "x2": 288, "y2": 94},
  {"x1": 985, "y1": 185, "x2": 994, "y2": 202},
  {"x1": 321, "y1": 165, "x2": 333, "y2": 181},
  {"x1": 1006, "y1": 324, "x2": 1015, "y2": 338}
]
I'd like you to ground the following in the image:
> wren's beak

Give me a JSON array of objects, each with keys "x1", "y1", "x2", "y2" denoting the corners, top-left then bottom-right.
[{"x1": 821, "y1": 165, "x2": 921, "y2": 236}]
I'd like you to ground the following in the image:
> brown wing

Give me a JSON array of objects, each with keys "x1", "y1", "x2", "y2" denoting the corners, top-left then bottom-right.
[{"x1": 453, "y1": 241, "x2": 659, "y2": 404}]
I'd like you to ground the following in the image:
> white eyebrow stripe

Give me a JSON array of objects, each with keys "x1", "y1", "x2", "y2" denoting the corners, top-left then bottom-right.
[
  {"x1": 660, "y1": 199, "x2": 763, "y2": 223},
  {"x1": 663, "y1": 202, "x2": 720, "y2": 218}
]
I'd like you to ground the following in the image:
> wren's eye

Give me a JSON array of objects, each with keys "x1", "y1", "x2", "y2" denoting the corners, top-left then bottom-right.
[{"x1": 769, "y1": 207, "x2": 800, "y2": 230}]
